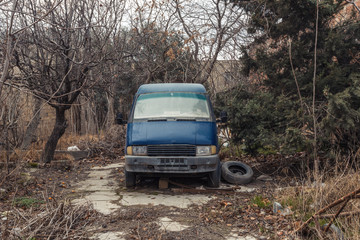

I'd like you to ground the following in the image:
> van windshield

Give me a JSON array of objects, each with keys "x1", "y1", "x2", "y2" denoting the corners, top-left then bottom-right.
[{"x1": 133, "y1": 92, "x2": 210, "y2": 120}]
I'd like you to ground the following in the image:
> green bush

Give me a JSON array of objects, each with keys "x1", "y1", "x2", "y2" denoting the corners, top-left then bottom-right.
[
  {"x1": 222, "y1": 0, "x2": 360, "y2": 161},
  {"x1": 321, "y1": 73, "x2": 360, "y2": 155},
  {"x1": 216, "y1": 89, "x2": 311, "y2": 155},
  {"x1": 13, "y1": 197, "x2": 44, "y2": 208},
  {"x1": 251, "y1": 195, "x2": 271, "y2": 209}
]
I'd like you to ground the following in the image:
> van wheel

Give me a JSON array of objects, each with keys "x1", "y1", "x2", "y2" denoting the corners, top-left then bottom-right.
[
  {"x1": 208, "y1": 162, "x2": 221, "y2": 188},
  {"x1": 125, "y1": 170, "x2": 136, "y2": 187},
  {"x1": 221, "y1": 161, "x2": 253, "y2": 184}
]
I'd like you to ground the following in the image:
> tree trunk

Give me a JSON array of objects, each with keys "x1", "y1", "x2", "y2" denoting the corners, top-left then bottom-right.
[
  {"x1": 105, "y1": 91, "x2": 115, "y2": 129},
  {"x1": 70, "y1": 99, "x2": 82, "y2": 134},
  {"x1": 21, "y1": 97, "x2": 42, "y2": 150},
  {"x1": 80, "y1": 96, "x2": 87, "y2": 135},
  {"x1": 41, "y1": 107, "x2": 67, "y2": 163}
]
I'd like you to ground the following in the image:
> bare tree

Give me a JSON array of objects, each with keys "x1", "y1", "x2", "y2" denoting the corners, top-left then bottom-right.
[
  {"x1": 20, "y1": 96, "x2": 42, "y2": 149},
  {"x1": 95, "y1": 0, "x2": 199, "y2": 126},
  {"x1": 174, "y1": 0, "x2": 250, "y2": 84},
  {"x1": 1, "y1": 0, "x2": 62, "y2": 98},
  {"x1": 0, "y1": 0, "x2": 18, "y2": 98},
  {"x1": 123, "y1": 0, "x2": 197, "y2": 84},
  {"x1": 0, "y1": 1, "x2": 18, "y2": 165},
  {"x1": 14, "y1": 0, "x2": 125, "y2": 163},
  {"x1": 0, "y1": 0, "x2": 67, "y2": 157},
  {"x1": 96, "y1": 0, "x2": 251, "y2": 126}
]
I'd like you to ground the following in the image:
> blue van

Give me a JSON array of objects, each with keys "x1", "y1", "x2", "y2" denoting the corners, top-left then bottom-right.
[{"x1": 117, "y1": 83, "x2": 222, "y2": 187}]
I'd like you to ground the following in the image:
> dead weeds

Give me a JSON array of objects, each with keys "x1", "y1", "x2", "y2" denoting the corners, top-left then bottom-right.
[
  {"x1": 1, "y1": 199, "x2": 99, "y2": 239},
  {"x1": 276, "y1": 171, "x2": 360, "y2": 239},
  {"x1": 2, "y1": 133, "x2": 360, "y2": 240}
]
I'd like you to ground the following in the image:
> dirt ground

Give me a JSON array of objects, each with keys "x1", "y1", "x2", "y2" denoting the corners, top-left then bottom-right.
[{"x1": 0, "y1": 147, "x2": 300, "y2": 240}]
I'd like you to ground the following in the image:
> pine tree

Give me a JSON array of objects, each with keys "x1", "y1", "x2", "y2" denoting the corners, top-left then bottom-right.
[{"x1": 225, "y1": 0, "x2": 360, "y2": 155}]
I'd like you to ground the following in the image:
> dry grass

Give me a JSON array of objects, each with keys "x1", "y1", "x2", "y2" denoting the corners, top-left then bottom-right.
[
  {"x1": 26, "y1": 131, "x2": 107, "y2": 152},
  {"x1": 55, "y1": 125, "x2": 125, "y2": 150},
  {"x1": 1, "y1": 198, "x2": 99, "y2": 239},
  {"x1": 276, "y1": 163, "x2": 360, "y2": 239},
  {"x1": 0, "y1": 126, "x2": 125, "y2": 167},
  {"x1": 57, "y1": 133, "x2": 104, "y2": 150}
]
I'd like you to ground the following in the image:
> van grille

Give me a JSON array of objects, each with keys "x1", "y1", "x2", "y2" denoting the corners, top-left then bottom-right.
[{"x1": 147, "y1": 145, "x2": 196, "y2": 156}]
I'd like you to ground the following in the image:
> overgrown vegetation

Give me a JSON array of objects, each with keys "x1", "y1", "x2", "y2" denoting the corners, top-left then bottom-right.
[
  {"x1": 216, "y1": 88, "x2": 311, "y2": 155},
  {"x1": 276, "y1": 169, "x2": 360, "y2": 239},
  {"x1": 218, "y1": 0, "x2": 360, "y2": 161},
  {"x1": 3, "y1": 200, "x2": 98, "y2": 239},
  {"x1": 251, "y1": 195, "x2": 271, "y2": 209},
  {"x1": 1, "y1": 0, "x2": 359, "y2": 239}
]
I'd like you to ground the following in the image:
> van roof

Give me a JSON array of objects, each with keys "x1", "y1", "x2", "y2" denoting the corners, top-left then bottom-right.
[{"x1": 136, "y1": 83, "x2": 207, "y2": 94}]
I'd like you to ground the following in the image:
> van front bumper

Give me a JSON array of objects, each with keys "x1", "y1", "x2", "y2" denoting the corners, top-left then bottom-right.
[{"x1": 125, "y1": 155, "x2": 219, "y2": 173}]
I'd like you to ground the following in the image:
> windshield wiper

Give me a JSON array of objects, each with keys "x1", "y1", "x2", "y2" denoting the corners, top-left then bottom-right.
[
  {"x1": 147, "y1": 118, "x2": 168, "y2": 122},
  {"x1": 176, "y1": 118, "x2": 196, "y2": 121}
]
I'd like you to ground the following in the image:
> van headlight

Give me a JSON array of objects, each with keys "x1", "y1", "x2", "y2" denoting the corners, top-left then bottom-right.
[
  {"x1": 196, "y1": 145, "x2": 217, "y2": 156},
  {"x1": 127, "y1": 146, "x2": 147, "y2": 156}
]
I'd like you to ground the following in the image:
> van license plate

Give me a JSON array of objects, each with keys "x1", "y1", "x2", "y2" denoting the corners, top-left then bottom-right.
[{"x1": 160, "y1": 158, "x2": 187, "y2": 167}]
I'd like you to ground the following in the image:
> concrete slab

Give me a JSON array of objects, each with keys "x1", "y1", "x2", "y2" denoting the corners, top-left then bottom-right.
[
  {"x1": 74, "y1": 161, "x2": 214, "y2": 216},
  {"x1": 120, "y1": 192, "x2": 213, "y2": 208},
  {"x1": 227, "y1": 235, "x2": 257, "y2": 240},
  {"x1": 91, "y1": 163, "x2": 125, "y2": 170},
  {"x1": 76, "y1": 170, "x2": 114, "y2": 191},
  {"x1": 158, "y1": 217, "x2": 189, "y2": 232},
  {"x1": 92, "y1": 231, "x2": 125, "y2": 240},
  {"x1": 74, "y1": 168, "x2": 122, "y2": 215},
  {"x1": 74, "y1": 197, "x2": 119, "y2": 215}
]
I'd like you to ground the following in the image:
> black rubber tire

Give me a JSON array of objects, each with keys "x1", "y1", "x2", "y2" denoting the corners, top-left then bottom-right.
[
  {"x1": 221, "y1": 161, "x2": 253, "y2": 184},
  {"x1": 208, "y1": 162, "x2": 221, "y2": 188},
  {"x1": 125, "y1": 170, "x2": 136, "y2": 188}
]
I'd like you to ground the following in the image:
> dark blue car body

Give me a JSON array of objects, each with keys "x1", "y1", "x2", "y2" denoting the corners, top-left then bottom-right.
[{"x1": 124, "y1": 83, "x2": 221, "y2": 187}]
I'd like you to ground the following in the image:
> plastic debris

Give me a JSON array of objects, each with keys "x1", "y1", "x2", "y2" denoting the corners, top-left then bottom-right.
[{"x1": 67, "y1": 146, "x2": 80, "y2": 151}]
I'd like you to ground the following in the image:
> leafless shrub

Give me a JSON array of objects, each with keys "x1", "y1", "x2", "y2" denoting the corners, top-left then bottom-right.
[
  {"x1": 103, "y1": 125, "x2": 126, "y2": 146},
  {"x1": 277, "y1": 160, "x2": 360, "y2": 239},
  {"x1": 2, "y1": 199, "x2": 99, "y2": 239}
]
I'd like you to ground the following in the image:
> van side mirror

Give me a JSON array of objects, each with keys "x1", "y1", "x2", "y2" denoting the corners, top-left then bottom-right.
[
  {"x1": 220, "y1": 111, "x2": 228, "y2": 123},
  {"x1": 116, "y1": 113, "x2": 127, "y2": 125}
]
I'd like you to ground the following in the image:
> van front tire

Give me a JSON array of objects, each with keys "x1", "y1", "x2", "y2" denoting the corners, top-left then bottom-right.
[
  {"x1": 208, "y1": 163, "x2": 221, "y2": 188},
  {"x1": 125, "y1": 170, "x2": 136, "y2": 188}
]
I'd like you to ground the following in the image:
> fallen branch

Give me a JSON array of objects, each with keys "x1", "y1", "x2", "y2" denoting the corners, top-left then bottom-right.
[
  {"x1": 0, "y1": 165, "x2": 21, "y2": 188},
  {"x1": 293, "y1": 187, "x2": 360, "y2": 234},
  {"x1": 168, "y1": 180, "x2": 193, "y2": 189},
  {"x1": 171, "y1": 187, "x2": 245, "y2": 194},
  {"x1": 7, "y1": 199, "x2": 99, "y2": 239},
  {"x1": 320, "y1": 210, "x2": 360, "y2": 219},
  {"x1": 323, "y1": 198, "x2": 349, "y2": 233},
  {"x1": 168, "y1": 180, "x2": 243, "y2": 193}
]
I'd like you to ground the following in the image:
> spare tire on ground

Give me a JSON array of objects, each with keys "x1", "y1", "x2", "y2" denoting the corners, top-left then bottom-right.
[{"x1": 221, "y1": 161, "x2": 253, "y2": 184}]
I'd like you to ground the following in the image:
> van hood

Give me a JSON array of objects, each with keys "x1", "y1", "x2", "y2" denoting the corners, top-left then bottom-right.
[{"x1": 126, "y1": 121, "x2": 217, "y2": 146}]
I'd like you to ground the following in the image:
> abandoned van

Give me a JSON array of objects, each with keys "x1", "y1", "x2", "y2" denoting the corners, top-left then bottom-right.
[{"x1": 118, "y1": 83, "x2": 221, "y2": 188}]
